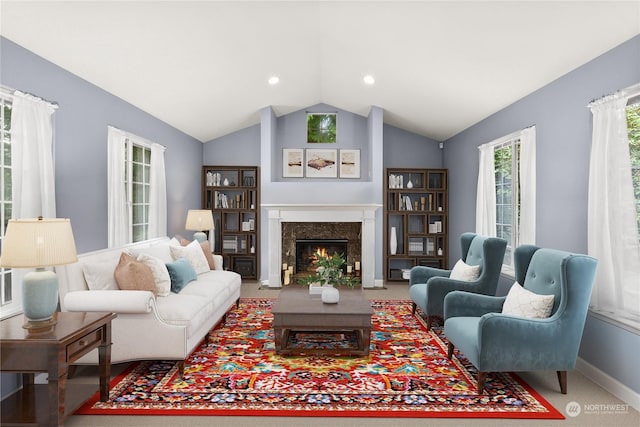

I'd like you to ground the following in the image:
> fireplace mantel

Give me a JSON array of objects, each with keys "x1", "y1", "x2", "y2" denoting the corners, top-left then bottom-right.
[{"x1": 264, "y1": 204, "x2": 381, "y2": 288}]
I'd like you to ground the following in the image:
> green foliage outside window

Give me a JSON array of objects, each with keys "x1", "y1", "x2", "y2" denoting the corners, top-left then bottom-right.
[
  {"x1": 307, "y1": 113, "x2": 337, "y2": 143},
  {"x1": 627, "y1": 103, "x2": 640, "y2": 235}
]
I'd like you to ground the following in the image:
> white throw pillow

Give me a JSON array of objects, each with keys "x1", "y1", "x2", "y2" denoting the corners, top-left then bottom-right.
[
  {"x1": 82, "y1": 259, "x2": 119, "y2": 291},
  {"x1": 502, "y1": 282, "x2": 555, "y2": 319},
  {"x1": 137, "y1": 252, "x2": 172, "y2": 297},
  {"x1": 449, "y1": 259, "x2": 481, "y2": 281},
  {"x1": 170, "y1": 239, "x2": 210, "y2": 275}
]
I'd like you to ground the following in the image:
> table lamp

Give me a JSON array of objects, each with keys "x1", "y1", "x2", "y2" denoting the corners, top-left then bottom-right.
[
  {"x1": 0, "y1": 217, "x2": 78, "y2": 329},
  {"x1": 185, "y1": 209, "x2": 214, "y2": 242}
]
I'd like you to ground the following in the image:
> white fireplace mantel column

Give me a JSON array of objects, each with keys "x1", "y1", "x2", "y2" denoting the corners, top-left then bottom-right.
[{"x1": 264, "y1": 204, "x2": 381, "y2": 288}]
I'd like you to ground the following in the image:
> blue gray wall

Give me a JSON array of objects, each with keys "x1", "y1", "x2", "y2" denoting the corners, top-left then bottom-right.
[
  {"x1": 0, "y1": 37, "x2": 203, "y2": 253},
  {"x1": 204, "y1": 105, "x2": 441, "y2": 280},
  {"x1": 443, "y1": 34, "x2": 640, "y2": 394}
]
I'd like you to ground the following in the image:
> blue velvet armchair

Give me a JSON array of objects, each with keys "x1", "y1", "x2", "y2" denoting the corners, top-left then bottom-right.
[
  {"x1": 408, "y1": 232, "x2": 507, "y2": 330},
  {"x1": 443, "y1": 245, "x2": 597, "y2": 395}
]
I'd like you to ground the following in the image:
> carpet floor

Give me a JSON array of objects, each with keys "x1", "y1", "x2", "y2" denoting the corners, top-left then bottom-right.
[{"x1": 77, "y1": 298, "x2": 563, "y2": 419}]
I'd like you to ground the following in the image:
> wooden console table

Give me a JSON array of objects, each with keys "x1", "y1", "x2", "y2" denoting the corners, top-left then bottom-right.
[{"x1": 0, "y1": 311, "x2": 116, "y2": 426}]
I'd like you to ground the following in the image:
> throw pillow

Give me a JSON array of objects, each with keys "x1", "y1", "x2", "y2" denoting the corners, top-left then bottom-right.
[
  {"x1": 199, "y1": 241, "x2": 216, "y2": 270},
  {"x1": 449, "y1": 259, "x2": 481, "y2": 281},
  {"x1": 114, "y1": 252, "x2": 157, "y2": 296},
  {"x1": 180, "y1": 237, "x2": 219, "y2": 271},
  {"x1": 166, "y1": 257, "x2": 197, "y2": 293},
  {"x1": 502, "y1": 282, "x2": 555, "y2": 319},
  {"x1": 137, "y1": 252, "x2": 172, "y2": 297},
  {"x1": 82, "y1": 259, "x2": 119, "y2": 291},
  {"x1": 170, "y1": 239, "x2": 210, "y2": 274}
]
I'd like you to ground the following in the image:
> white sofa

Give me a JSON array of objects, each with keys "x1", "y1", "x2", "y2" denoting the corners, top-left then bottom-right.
[{"x1": 56, "y1": 237, "x2": 242, "y2": 374}]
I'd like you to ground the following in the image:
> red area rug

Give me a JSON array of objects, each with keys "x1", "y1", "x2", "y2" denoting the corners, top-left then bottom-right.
[{"x1": 77, "y1": 298, "x2": 563, "y2": 419}]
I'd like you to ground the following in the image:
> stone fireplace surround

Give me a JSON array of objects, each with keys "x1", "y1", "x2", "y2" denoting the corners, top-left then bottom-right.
[{"x1": 264, "y1": 204, "x2": 380, "y2": 288}]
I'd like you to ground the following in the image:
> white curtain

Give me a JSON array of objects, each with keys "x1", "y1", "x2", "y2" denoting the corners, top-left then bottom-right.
[
  {"x1": 519, "y1": 126, "x2": 536, "y2": 245},
  {"x1": 10, "y1": 91, "x2": 57, "y2": 218},
  {"x1": 148, "y1": 143, "x2": 167, "y2": 239},
  {"x1": 476, "y1": 143, "x2": 496, "y2": 237},
  {"x1": 588, "y1": 91, "x2": 640, "y2": 318},
  {"x1": 107, "y1": 126, "x2": 129, "y2": 247}
]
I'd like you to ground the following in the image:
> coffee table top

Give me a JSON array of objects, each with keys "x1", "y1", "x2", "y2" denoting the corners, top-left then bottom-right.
[{"x1": 272, "y1": 286, "x2": 373, "y2": 316}]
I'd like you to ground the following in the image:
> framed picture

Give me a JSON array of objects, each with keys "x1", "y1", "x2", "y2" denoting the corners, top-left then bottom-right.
[
  {"x1": 339, "y1": 149, "x2": 360, "y2": 178},
  {"x1": 307, "y1": 113, "x2": 337, "y2": 143},
  {"x1": 305, "y1": 149, "x2": 337, "y2": 178},
  {"x1": 283, "y1": 148, "x2": 304, "y2": 177}
]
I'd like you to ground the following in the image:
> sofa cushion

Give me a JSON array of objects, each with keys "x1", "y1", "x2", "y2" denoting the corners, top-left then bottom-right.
[
  {"x1": 137, "y1": 252, "x2": 171, "y2": 297},
  {"x1": 170, "y1": 240, "x2": 210, "y2": 274},
  {"x1": 166, "y1": 257, "x2": 198, "y2": 293},
  {"x1": 180, "y1": 238, "x2": 217, "y2": 271},
  {"x1": 114, "y1": 252, "x2": 157, "y2": 296},
  {"x1": 154, "y1": 293, "x2": 213, "y2": 339},
  {"x1": 82, "y1": 258, "x2": 119, "y2": 291},
  {"x1": 502, "y1": 282, "x2": 555, "y2": 319},
  {"x1": 449, "y1": 259, "x2": 481, "y2": 282}
]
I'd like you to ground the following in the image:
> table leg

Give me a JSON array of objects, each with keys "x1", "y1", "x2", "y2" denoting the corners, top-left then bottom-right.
[
  {"x1": 49, "y1": 371, "x2": 66, "y2": 426},
  {"x1": 98, "y1": 324, "x2": 112, "y2": 402}
]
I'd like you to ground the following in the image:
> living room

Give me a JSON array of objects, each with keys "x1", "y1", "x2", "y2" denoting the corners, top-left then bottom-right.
[{"x1": 0, "y1": 1, "x2": 639, "y2": 425}]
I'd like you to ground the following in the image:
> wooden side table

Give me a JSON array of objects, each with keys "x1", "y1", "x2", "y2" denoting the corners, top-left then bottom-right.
[{"x1": 0, "y1": 311, "x2": 116, "y2": 426}]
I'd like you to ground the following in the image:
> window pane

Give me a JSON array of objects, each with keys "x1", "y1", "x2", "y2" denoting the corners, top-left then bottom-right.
[
  {"x1": 132, "y1": 183, "x2": 144, "y2": 203},
  {"x1": 132, "y1": 225, "x2": 146, "y2": 242},
  {"x1": 3, "y1": 140, "x2": 10, "y2": 166},
  {"x1": 144, "y1": 148, "x2": 151, "y2": 164},
  {"x1": 132, "y1": 204, "x2": 145, "y2": 223},
  {"x1": 133, "y1": 162, "x2": 144, "y2": 182},
  {"x1": 132, "y1": 145, "x2": 143, "y2": 163}
]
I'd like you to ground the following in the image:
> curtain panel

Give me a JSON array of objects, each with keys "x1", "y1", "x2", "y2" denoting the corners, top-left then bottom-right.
[
  {"x1": 588, "y1": 90, "x2": 640, "y2": 321},
  {"x1": 10, "y1": 91, "x2": 57, "y2": 219}
]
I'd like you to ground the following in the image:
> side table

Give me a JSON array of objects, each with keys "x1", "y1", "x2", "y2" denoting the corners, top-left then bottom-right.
[{"x1": 0, "y1": 311, "x2": 116, "y2": 426}]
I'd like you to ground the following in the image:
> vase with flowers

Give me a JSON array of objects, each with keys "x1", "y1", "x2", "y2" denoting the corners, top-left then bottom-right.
[{"x1": 298, "y1": 251, "x2": 360, "y2": 303}]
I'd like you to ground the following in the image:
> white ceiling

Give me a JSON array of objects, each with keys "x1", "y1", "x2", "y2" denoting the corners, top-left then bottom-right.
[{"x1": 1, "y1": 1, "x2": 639, "y2": 143}]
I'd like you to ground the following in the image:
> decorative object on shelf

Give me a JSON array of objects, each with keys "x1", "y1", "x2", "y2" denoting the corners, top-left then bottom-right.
[
  {"x1": 283, "y1": 148, "x2": 304, "y2": 178},
  {"x1": 0, "y1": 217, "x2": 78, "y2": 329},
  {"x1": 307, "y1": 112, "x2": 337, "y2": 143},
  {"x1": 185, "y1": 209, "x2": 214, "y2": 242},
  {"x1": 321, "y1": 284, "x2": 340, "y2": 304},
  {"x1": 339, "y1": 149, "x2": 360, "y2": 179},
  {"x1": 222, "y1": 178, "x2": 230, "y2": 186},
  {"x1": 390, "y1": 226, "x2": 398, "y2": 255},
  {"x1": 407, "y1": 174, "x2": 413, "y2": 189}
]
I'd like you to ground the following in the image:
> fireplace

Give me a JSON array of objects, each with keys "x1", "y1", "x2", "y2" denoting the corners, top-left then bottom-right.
[
  {"x1": 295, "y1": 239, "x2": 349, "y2": 275},
  {"x1": 265, "y1": 204, "x2": 381, "y2": 288}
]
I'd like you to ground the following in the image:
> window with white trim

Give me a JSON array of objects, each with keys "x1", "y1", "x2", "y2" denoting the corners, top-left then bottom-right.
[
  {"x1": 494, "y1": 139, "x2": 520, "y2": 267},
  {"x1": 126, "y1": 141, "x2": 151, "y2": 243},
  {"x1": 477, "y1": 127, "x2": 536, "y2": 273}
]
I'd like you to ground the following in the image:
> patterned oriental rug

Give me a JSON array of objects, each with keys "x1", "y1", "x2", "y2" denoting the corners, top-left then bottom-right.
[{"x1": 77, "y1": 298, "x2": 564, "y2": 419}]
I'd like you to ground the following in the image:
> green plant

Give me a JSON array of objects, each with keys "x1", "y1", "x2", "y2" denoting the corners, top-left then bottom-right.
[{"x1": 297, "y1": 251, "x2": 360, "y2": 288}]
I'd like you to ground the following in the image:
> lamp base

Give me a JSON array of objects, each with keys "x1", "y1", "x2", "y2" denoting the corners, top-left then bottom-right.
[
  {"x1": 193, "y1": 231, "x2": 207, "y2": 242},
  {"x1": 23, "y1": 317, "x2": 57, "y2": 330},
  {"x1": 22, "y1": 269, "x2": 59, "y2": 327}
]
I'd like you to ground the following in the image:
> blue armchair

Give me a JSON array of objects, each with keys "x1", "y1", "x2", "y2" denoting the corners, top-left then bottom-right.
[
  {"x1": 408, "y1": 232, "x2": 507, "y2": 330},
  {"x1": 443, "y1": 245, "x2": 597, "y2": 394}
]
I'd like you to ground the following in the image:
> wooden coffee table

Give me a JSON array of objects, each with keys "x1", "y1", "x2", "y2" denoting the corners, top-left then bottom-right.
[{"x1": 272, "y1": 286, "x2": 373, "y2": 356}]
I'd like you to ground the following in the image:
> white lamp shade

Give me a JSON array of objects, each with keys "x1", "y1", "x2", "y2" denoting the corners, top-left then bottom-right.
[
  {"x1": 185, "y1": 209, "x2": 214, "y2": 231},
  {"x1": 0, "y1": 218, "x2": 78, "y2": 268}
]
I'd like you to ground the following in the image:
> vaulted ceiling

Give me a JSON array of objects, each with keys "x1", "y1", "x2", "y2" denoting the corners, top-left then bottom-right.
[{"x1": 1, "y1": 1, "x2": 639, "y2": 142}]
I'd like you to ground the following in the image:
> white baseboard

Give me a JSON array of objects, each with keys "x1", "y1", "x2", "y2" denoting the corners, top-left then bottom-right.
[{"x1": 576, "y1": 357, "x2": 640, "y2": 412}]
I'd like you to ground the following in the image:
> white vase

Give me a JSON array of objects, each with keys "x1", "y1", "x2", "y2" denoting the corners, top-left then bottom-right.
[
  {"x1": 390, "y1": 226, "x2": 398, "y2": 255},
  {"x1": 321, "y1": 284, "x2": 340, "y2": 304}
]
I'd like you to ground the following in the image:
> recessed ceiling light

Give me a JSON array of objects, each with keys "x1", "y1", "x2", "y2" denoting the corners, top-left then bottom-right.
[
  {"x1": 268, "y1": 76, "x2": 280, "y2": 85},
  {"x1": 363, "y1": 75, "x2": 375, "y2": 85}
]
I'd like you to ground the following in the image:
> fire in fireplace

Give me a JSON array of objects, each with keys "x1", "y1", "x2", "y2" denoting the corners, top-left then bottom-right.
[{"x1": 295, "y1": 239, "x2": 348, "y2": 274}]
